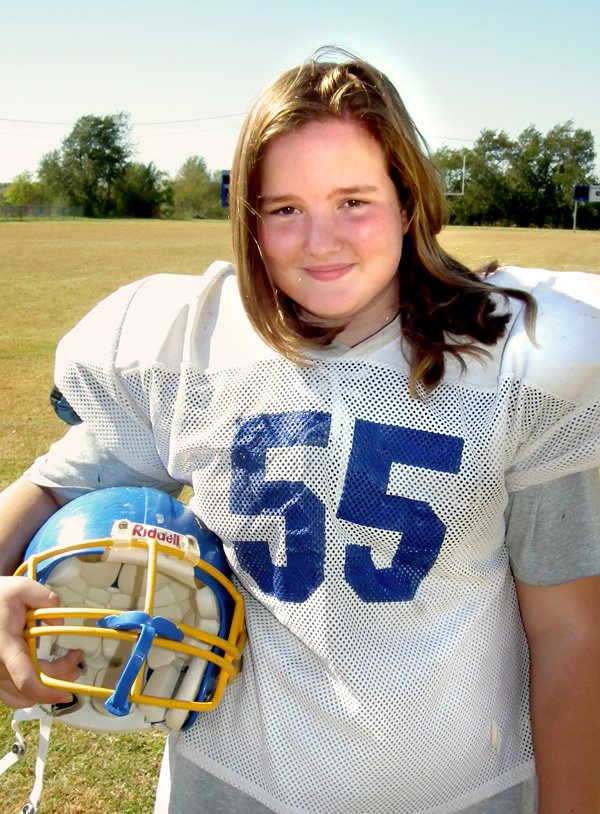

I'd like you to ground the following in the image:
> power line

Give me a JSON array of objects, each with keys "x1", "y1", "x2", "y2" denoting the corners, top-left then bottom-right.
[
  {"x1": 427, "y1": 135, "x2": 476, "y2": 144},
  {"x1": 0, "y1": 113, "x2": 245, "y2": 126},
  {"x1": 135, "y1": 114, "x2": 245, "y2": 126},
  {"x1": 0, "y1": 118, "x2": 73, "y2": 126}
]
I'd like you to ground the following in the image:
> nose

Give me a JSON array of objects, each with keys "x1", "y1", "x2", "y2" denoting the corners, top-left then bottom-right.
[{"x1": 303, "y1": 213, "x2": 342, "y2": 257}]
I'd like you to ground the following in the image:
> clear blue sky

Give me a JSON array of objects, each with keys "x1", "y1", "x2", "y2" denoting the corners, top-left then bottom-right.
[{"x1": 1, "y1": 0, "x2": 599, "y2": 183}]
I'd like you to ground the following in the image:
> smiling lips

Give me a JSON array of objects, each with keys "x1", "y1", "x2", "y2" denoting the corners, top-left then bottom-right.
[{"x1": 303, "y1": 263, "x2": 354, "y2": 281}]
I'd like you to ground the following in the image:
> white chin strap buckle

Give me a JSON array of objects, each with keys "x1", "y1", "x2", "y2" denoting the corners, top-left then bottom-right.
[{"x1": 0, "y1": 707, "x2": 53, "y2": 814}]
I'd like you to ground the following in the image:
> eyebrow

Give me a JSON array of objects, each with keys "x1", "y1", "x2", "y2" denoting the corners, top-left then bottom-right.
[{"x1": 258, "y1": 185, "x2": 380, "y2": 205}]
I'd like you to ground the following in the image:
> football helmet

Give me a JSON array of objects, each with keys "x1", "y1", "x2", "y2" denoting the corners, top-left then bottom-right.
[{"x1": 14, "y1": 486, "x2": 246, "y2": 733}]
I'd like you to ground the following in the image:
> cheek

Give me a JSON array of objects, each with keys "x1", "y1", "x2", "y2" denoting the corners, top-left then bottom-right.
[
  {"x1": 257, "y1": 223, "x2": 300, "y2": 267},
  {"x1": 346, "y1": 212, "x2": 404, "y2": 262}
]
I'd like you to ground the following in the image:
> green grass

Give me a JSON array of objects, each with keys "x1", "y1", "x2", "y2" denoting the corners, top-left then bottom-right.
[
  {"x1": 0, "y1": 221, "x2": 599, "y2": 812},
  {"x1": 0, "y1": 718, "x2": 165, "y2": 814}
]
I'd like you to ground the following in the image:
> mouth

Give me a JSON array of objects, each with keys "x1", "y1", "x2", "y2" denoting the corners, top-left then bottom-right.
[{"x1": 302, "y1": 263, "x2": 354, "y2": 281}]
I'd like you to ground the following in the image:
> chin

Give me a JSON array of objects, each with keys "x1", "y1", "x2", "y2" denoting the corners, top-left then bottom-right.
[{"x1": 298, "y1": 305, "x2": 347, "y2": 324}]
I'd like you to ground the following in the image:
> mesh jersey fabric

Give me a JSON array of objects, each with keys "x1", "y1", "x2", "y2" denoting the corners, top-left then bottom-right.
[
  {"x1": 28, "y1": 262, "x2": 600, "y2": 813},
  {"x1": 154, "y1": 738, "x2": 539, "y2": 813}
]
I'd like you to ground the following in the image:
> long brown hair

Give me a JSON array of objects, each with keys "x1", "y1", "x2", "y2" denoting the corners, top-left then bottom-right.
[{"x1": 230, "y1": 48, "x2": 535, "y2": 393}]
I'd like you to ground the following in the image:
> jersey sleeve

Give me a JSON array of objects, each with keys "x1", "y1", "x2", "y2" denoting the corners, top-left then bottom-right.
[
  {"x1": 27, "y1": 262, "x2": 235, "y2": 498},
  {"x1": 506, "y1": 468, "x2": 600, "y2": 585},
  {"x1": 27, "y1": 422, "x2": 183, "y2": 501},
  {"x1": 492, "y1": 268, "x2": 600, "y2": 491}
]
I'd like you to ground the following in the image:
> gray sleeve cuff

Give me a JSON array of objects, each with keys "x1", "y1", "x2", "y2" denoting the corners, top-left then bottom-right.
[{"x1": 506, "y1": 468, "x2": 600, "y2": 585}]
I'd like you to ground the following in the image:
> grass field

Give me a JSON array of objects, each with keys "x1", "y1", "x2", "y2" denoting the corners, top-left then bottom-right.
[{"x1": 0, "y1": 220, "x2": 599, "y2": 813}]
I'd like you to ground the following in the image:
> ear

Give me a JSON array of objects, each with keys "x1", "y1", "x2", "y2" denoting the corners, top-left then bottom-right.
[{"x1": 399, "y1": 206, "x2": 410, "y2": 237}]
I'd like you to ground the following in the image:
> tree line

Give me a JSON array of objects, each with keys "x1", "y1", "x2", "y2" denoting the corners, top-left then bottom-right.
[
  {"x1": 2, "y1": 112, "x2": 226, "y2": 219},
  {"x1": 436, "y1": 122, "x2": 599, "y2": 229},
  {"x1": 2, "y1": 112, "x2": 599, "y2": 227}
]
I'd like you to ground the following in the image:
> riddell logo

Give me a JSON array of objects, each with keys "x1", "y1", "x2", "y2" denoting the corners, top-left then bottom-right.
[{"x1": 130, "y1": 523, "x2": 183, "y2": 549}]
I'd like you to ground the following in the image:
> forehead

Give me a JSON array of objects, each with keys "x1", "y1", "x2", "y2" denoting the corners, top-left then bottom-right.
[{"x1": 259, "y1": 119, "x2": 388, "y2": 189}]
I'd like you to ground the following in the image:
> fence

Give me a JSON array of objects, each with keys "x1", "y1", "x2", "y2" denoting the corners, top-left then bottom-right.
[{"x1": 0, "y1": 204, "x2": 83, "y2": 221}]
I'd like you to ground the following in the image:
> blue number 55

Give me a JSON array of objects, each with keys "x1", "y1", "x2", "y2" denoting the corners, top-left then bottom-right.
[{"x1": 231, "y1": 412, "x2": 463, "y2": 603}]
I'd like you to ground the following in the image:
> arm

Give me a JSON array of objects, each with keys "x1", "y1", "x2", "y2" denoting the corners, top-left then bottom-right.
[
  {"x1": 515, "y1": 575, "x2": 600, "y2": 814},
  {"x1": 0, "y1": 476, "x2": 67, "y2": 574},
  {"x1": 0, "y1": 477, "x2": 82, "y2": 707}
]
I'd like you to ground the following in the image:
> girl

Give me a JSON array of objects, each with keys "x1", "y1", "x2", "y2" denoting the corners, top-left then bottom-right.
[{"x1": 1, "y1": 49, "x2": 599, "y2": 813}]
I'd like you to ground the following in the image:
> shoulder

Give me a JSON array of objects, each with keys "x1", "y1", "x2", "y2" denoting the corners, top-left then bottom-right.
[
  {"x1": 57, "y1": 261, "x2": 237, "y2": 371},
  {"x1": 489, "y1": 266, "x2": 600, "y2": 401},
  {"x1": 489, "y1": 264, "x2": 600, "y2": 309},
  {"x1": 116, "y1": 260, "x2": 237, "y2": 321}
]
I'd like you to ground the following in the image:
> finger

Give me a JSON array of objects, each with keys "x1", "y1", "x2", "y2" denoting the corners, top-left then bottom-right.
[
  {"x1": 0, "y1": 579, "x2": 61, "y2": 639},
  {"x1": 0, "y1": 647, "x2": 85, "y2": 709},
  {"x1": 2, "y1": 639, "x2": 74, "y2": 706},
  {"x1": 0, "y1": 681, "x2": 40, "y2": 708},
  {"x1": 0, "y1": 576, "x2": 61, "y2": 612},
  {"x1": 41, "y1": 649, "x2": 85, "y2": 681}
]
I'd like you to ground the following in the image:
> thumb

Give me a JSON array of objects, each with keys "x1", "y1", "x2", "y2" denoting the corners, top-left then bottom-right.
[
  {"x1": 4, "y1": 575, "x2": 61, "y2": 609},
  {"x1": 0, "y1": 577, "x2": 66, "y2": 637},
  {"x1": 23, "y1": 577, "x2": 63, "y2": 615}
]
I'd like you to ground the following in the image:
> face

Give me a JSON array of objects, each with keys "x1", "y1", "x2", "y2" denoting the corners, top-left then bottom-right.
[{"x1": 257, "y1": 118, "x2": 407, "y2": 346}]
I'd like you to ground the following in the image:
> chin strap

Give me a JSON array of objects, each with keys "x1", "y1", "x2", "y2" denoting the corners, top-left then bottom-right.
[{"x1": 0, "y1": 707, "x2": 53, "y2": 814}]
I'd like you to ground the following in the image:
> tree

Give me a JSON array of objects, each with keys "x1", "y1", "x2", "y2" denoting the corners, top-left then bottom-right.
[
  {"x1": 37, "y1": 150, "x2": 70, "y2": 206},
  {"x1": 434, "y1": 147, "x2": 470, "y2": 224},
  {"x1": 436, "y1": 122, "x2": 598, "y2": 229},
  {"x1": 451, "y1": 130, "x2": 514, "y2": 225},
  {"x1": 506, "y1": 126, "x2": 549, "y2": 227},
  {"x1": 38, "y1": 113, "x2": 134, "y2": 217},
  {"x1": 435, "y1": 146, "x2": 466, "y2": 197},
  {"x1": 503, "y1": 122, "x2": 597, "y2": 228},
  {"x1": 113, "y1": 162, "x2": 169, "y2": 218},
  {"x1": 172, "y1": 156, "x2": 221, "y2": 218},
  {"x1": 4, "y1": 171, "x2": 44, "y2": 205},
  {"x1": 544, "y1": 121, "x2": 596, "y2": 227}
]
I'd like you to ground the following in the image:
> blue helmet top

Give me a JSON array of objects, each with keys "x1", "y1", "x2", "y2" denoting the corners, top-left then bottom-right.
[{"x1": 25, "y1": 486, "x2": 231, "y2": 582}]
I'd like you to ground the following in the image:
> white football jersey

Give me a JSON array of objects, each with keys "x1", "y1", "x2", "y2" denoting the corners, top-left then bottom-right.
[{"x1": 32, "y1": 262, "x2": 600, "y2": 813}]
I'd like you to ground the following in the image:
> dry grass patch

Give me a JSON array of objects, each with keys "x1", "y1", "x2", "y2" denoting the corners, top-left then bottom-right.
[{"x1": 440, "y1": 225, "x2": 600, "y2": 274}]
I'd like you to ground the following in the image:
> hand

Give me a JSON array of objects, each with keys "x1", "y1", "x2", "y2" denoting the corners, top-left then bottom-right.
[{"x1": 0, "y1": 576, "x2": 83, "y2": 708}]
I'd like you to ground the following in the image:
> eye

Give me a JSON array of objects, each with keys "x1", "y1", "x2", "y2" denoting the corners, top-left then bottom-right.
[
  {"x1": 264, "y1": 205, "x2": 300, "y2": 216},
  {"x1": 341, "y1": 199, "x2": 367, "y2": 209}
]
